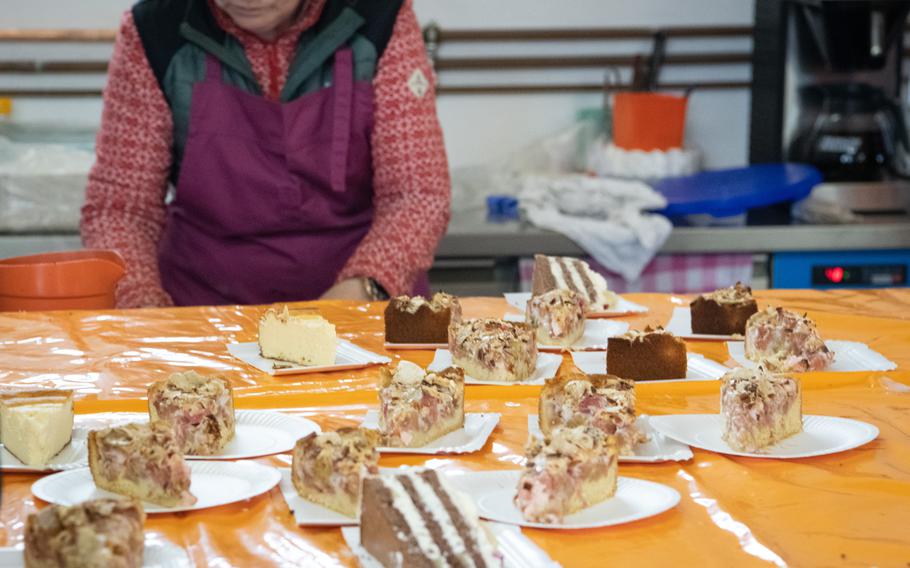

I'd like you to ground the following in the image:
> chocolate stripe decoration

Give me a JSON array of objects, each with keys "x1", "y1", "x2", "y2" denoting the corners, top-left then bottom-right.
[
  {"x1": 420, "y1": 470, "x2": 489, "y2": 568},
  {"x1": 398, "y1": 475, "x2": 466, "y2": 568},
  {"x1": 573, "y1": 259, "x2": 598, "y2": 306},
  {"x1": 556, "y1": 257, "x2": 583, "y2": 296}
]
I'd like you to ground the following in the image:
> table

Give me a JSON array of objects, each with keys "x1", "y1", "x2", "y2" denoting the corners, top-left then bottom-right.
[{"x1": 1, "y1": 291, "x2": 909, "y2": 567}]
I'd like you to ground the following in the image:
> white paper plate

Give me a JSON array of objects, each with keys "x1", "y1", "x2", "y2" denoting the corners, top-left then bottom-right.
[
  {"x1": 446, "y1": 470, "x2": 679, "y2": 530},
  {"x1": 227, "y1": 340, "x2": 390, "y2": 376},
  {"x1": 278, "y1": 468, "x2": 358, "y2": 526},
  {"x1": 0, "y1": 536, "x2": 191, "y2": 568},
  {"x1": 1, "y1": 410, "x2": 319, "y2": 470},
  {"x1": 665, "y1": 307, "x2": 741, "y2": 341},
  {"x1": 360, "y1": 410, "x2": 500, "y2": 454},
  {"x1": 342, "y1": 522, "x2": 558, "y2": 568},
  {"x1": 726, "y1": 340, "x2": 896, "y2": 373},
  {"x1": 502, "y1": 313, "x2": 629, "y2": 351},
  {"x1": 384, "y1": 342, "x2": 447, "y2": 350},
  {"x1": 505, "y1": 292, "x2": 648, "y2": 318},
  {"x1": 527, "y1": 415, "x2": 693, "y2": 462},
  {"x1": 571, "y1": 351, "x2": 730, "y2": 383},
  {"x1": 649, "y1": 414, "x2": 879, "y2": 459},
  {"x1": 32, "y1": 460, "x2": 281, "y2": 514},
  {"x1": 428, "y1": 349, "x2": 563, "y2": 386}
]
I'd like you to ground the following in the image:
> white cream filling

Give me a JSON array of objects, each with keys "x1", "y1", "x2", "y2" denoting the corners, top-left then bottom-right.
[
  {"x1": 380, "y1": 477, "x2": 445, "y2": 566},
  {"x1": 407, "y1": 473, "x2": 476, "y2": 567}
]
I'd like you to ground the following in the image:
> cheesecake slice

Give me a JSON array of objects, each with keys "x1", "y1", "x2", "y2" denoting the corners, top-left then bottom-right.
[
  {"x1": 721, "y1": 368, "x2": 802, "y2": 452},
  {"x1": 0, "y1": 389, "x2": 74, "y2": 467},
  {"x1": 291, "y1": 427, "x2": 380, "y2": 517},
  {"x1": 148, "y1": 370, "x2": 235, "y2": 455},
  {"x1": 448, "y1": 318, "x2": 537, "y2": 382},
  {"x1": 526, "y1": 289, "x2": 586, "y2": 347},
  {"x1": 515, "y1": 426, "x2": 618, "y2": 524},
  {"x1": 88, "y1": 421, "x2": 196, "y2": 508},
  {"x1": 379, "y1": 361, "x2": 465, "y2": 448},
  {"x1": 258, "y1": 305, "x2": 336, "y2": 367},
  {"x1": 25, "y1": 498, "x2": 145, "y2": 568},
  {"x1": 539, "y1": 372, "x2": 646, "y2": 455},
  {"x1": 745, "y1": 306, "x2": 834, "y2": 372}
]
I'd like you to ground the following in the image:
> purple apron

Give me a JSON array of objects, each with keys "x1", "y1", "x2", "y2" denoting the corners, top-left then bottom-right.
[{"x1": 158, "y1": 48, "x2": 375, "y2": 305}]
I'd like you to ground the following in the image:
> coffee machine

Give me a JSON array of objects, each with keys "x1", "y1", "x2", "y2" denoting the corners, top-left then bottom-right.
[{"x1": 750, "y1": 0, "x2": 910, "y2": 218}]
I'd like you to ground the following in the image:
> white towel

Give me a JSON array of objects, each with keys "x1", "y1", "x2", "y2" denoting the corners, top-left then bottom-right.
[{"x1": 519, "y1": 175, "x2": 673, "y2": 281}]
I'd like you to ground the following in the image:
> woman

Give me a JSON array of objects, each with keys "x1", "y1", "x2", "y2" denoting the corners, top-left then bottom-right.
[{"x1": 81, "y1": 0, "x2": 450, "y2": 307}]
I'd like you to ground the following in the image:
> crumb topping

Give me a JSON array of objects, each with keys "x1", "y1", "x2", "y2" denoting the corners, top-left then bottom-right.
[{"x1": 701, "y1": 282, "x2": 754, "y2": 305}]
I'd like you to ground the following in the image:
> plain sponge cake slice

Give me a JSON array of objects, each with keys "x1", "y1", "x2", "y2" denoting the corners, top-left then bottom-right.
[
  {"x1": 88, "y1": 421, "x2": 196, "y2": 508},
  {"x1": 0, "y1": 389, "x2": 74, "y2": 467}
]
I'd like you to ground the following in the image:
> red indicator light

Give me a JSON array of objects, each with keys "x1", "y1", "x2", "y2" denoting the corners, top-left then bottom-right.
[{"x1": 824, "y1": 266, "x2": 845, "y2": 283}]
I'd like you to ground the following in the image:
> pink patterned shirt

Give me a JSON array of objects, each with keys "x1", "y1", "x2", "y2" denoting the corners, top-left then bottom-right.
[{"x1": 81, "y1": 0, "x2": 450, "y2": 307}]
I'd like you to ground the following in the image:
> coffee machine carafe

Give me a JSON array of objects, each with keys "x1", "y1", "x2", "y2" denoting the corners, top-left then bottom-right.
[{"x1": 751, "y1": 0, "x2": 910, "y2": 217}]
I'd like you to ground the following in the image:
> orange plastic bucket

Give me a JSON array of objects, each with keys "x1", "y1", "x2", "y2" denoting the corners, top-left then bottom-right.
[
  {"x1": 0, "y1": 249, "x2": 125, "y2": 311},
  {"x1": 613, "y1": 92, "x2": 688, "y2": 151}
]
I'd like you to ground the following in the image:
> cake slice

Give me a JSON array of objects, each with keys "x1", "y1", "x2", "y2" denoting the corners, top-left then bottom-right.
[
  {"x1": 539, "y1": 372, "x2": 647, "y2": 454},
  {"x1": 360, "y1": 469, "x2": 499, "y2": 567},
  {"x1": 291, "y1": 427, "x2": 380, "y2": 517},
  {"x1": 24, "y1": 498, "x2": 145, "y2": 568},
  {"x1": 515, "y1": 426, "x2": 618, "y2": 524},
  {"x1": 258, "y1": 305, "x2": 336, "y2": 367},
  {"x1": 88, "y1": 422, "x2": 196, "y2": 507},
  {"x1": 607, "y1": 327, "x2": 687, "y2": 381},
  {"x1": 690, "y1": 282, "x2": 758, "y2": 335},
  {"x1": 0, "y1": 389, "x2": 74, "y2": 467},
  {"x1": 721, "y1": 368, "x2": 802, "y2": 452},
  {"x1": 745, "y1": 307, "x2": 835, "y2": 372},
  {"x1": 147, "y1": 370, "x2": 235, "y2": 455},
  {"x1": 526, "y1": 289, "x2": 586, "y2": 347},
  {"x1": 379, "y1": 361, "x2": 465, "y2": 448},
  {"x1": 385, "y1": 293, "x2": 462, "y2": 344},
  {"x1": 531, "y1": 254, "x2": 618, "y2": 312},
  {"x1": 448, "y1": 318, "x2": 538, "y2": 382}
]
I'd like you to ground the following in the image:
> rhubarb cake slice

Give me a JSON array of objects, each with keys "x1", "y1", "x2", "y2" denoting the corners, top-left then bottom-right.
[
  {"x1": 25, "y1": 498, "x2": 145, "y2": 568},
  {"x1": 745, "y1": 307, "x2": 835, "y2": 372},
  {"x1": 690, "y1": 282, "x2": 758, "y2": 335},
  {"x1": 607, "y1": 328, "x2": 687, "y2": 380},
  {"x1": 379, "y1": 361, "x2": 465, "y2": 448},
  {"x1": 0, "y1": 389, "x2": 73, "y2": 467},
  {"x1": 721, "y1": 368, "x2": 802, "y2": 452},
  {"x1": 515, "y1": 426, "x2": 618, "y2": 523},
  {"x1": 258, "y1": 306, "x2": 336, "y2": 367},
  {"x1": 385, "y1": 293, "x2": 462, "y2": 344},
  {"x1": 448, "y1": 318, "x2": 538, "y2": 382},
  {"x1": 292, "y1": 427, "x2": 380, "y2": 517},
  {"x1": 88, "y1": 422, "x2": 196, "y2": 507},
  {"x1": 539, "y1": 372, "x2": 647, "y2": 454},
  {"x1": 147, "y1": 370, "x2": 235, "y2": 455},
  {"x1": 531, "y1": 254, "x2": 618, "y2": 312},
  {"x1": 526, "y1": 289, "x2": 586, "y2": 347},
  {"x1": 360, "y1": 469, "x2": 499, "y2": 567}
]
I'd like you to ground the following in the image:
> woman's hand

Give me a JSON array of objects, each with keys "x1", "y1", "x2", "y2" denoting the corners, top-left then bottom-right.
[{"x1": 320, "y1": 278, "x2": 371, "y2": 301}]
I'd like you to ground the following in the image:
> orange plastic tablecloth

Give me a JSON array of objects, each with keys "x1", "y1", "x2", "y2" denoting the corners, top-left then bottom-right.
[{"x1": 1, "y1": 291, "x2": 909, "y2": 567}]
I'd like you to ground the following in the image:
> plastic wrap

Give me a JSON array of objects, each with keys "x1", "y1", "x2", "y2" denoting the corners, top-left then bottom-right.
[{"x1": 0, "y1": 294, "x2": 908, "y2": 566}]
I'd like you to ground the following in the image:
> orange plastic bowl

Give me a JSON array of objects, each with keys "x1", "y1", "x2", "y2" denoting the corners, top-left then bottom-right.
[
  {"x1": 0, "y1": 249, "x2": 125, "y2": 311},
  {"x1": 613, "y1": 92, "x2": 688, "y2": 151}
]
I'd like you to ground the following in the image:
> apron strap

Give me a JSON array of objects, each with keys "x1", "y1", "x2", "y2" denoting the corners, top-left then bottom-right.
[
  {"x1": 204, "y1": 54, "x2": 223, "y2": 83},
  {"x1": 330, "y1": 48, "x2": 354, "y2": 193}
]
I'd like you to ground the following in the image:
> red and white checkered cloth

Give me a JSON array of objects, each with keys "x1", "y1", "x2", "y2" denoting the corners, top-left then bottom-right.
[{"x1": 520, "y1": 254, "x2": 754, "y2": 294}]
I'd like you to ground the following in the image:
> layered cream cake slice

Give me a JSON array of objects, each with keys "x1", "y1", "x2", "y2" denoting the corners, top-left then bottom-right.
[
  {"x1": 291, "y1": 427, "x2": 380, "y2": 517},
  {"x1": 526, "y1": 289, "x2": 586, "y2": 347},
  {"x1": 0, "y1": 389, "x2": 74, "y2": 467},
  {"x1": 88, "y1": 421, "x2": 196, "y2": 507},
  {"x1": 25, "y1": 498, "x2": 145, "y2": 568},
  {"x1": 360, "y1": 469, "x2": 499, "y2": 567},
  {"x1": 539, "y1": 372, "x2": 647, "y2": 455},
  {"x1": 531, "y1": 254, "x2": 618, "y2": 312},
  {"x1": 379, "y1": 361, "x2": 465, "y2": 448},
  {"x1": 258, "y1": 305, "x2": 336, "y2": 367},
  {"x1": 721, "y1": 368, "x2": 802, "y2": 452},
  {"x1": 515, "y1": 426, "x2": 618, "y2": 523},
  {"x1": 745, "y1": 306, "x2": 835, "y2": 372},
  {"x1": 148, "y1": 370, "x2": 235, "y2": 455},
  {"x1": 448, "y1": 318, "x2": 538, "y2": 382}
]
